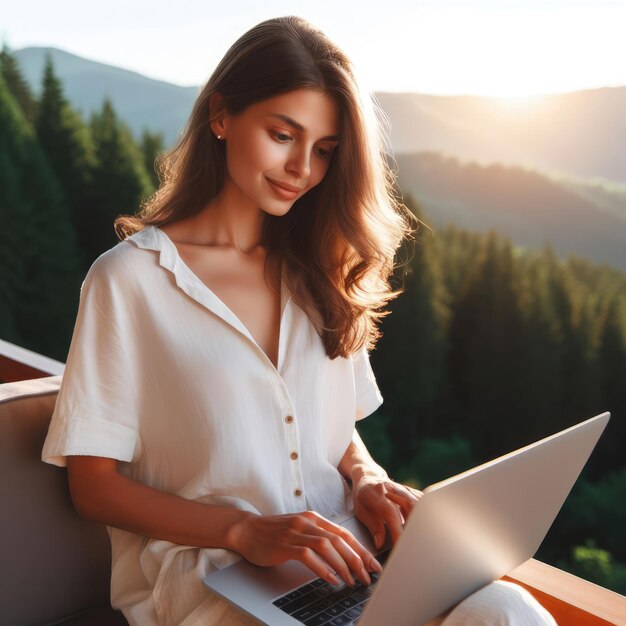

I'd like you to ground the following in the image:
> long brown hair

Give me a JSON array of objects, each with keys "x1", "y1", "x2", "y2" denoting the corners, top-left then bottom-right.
[{"x1": 114, "y1": 15, "x2": 419, "y2": 359}]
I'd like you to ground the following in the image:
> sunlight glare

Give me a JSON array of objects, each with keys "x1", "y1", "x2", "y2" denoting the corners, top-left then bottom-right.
[{"x1": 492, "y1": 94, "x2": 549, "y2": 111}]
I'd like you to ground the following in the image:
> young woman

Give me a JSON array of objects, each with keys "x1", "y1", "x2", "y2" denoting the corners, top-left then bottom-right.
[{"x1": 42, "y1": 15, "x2": 556, "y2": 626}]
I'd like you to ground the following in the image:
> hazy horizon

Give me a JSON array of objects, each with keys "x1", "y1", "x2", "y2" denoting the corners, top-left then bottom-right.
[{"x1": 2, "y1": 0, "x2": 625, "y2": 98}]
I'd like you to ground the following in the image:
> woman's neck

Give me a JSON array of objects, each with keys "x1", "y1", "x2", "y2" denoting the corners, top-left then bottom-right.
[{"x1": 176, "y1": 177, "x2": 266, "y2": 255}]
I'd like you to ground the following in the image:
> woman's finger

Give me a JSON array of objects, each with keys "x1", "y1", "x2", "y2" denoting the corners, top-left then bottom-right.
[
  {"x1": 354, "y1": 505, "x2": 387, "y2": 552},
  {"x1": 407, "y1": 486, "x2": 424, "y2": 499},
  {"x1": 296, "y1": 527, "x2": 377, "y2": 586},
  {"x1": 307, "y1": 512, "x2": 382, "y2": 574},
  {"x1": 371, "y1": 496, "x2": 404, "y2": 544},
  {"x1": 289, "y1": 544, "x2": 341, "y2": 586},
  {"x1": 383, "y1": 483, "x2": 423, "y2": 519},
  {"x1": 325, "y1": 532, "x2": 375, "y2": 585},
  {"x1": 384, "y1": 485, "x2": 423, "y2": 518},
  {"x1": 384, "y1": 490, "x2": 413, "y2": 519},
  {"x1": 385, "y1": 482, "x2": 422, "y2": 503},
  {"x1": 299, "y1": 532, "x2": 359, "y2": 586}
]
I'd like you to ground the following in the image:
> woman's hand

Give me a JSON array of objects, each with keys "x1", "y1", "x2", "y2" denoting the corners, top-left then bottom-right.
[
  {"x1": 229, "y1": 510, "x2": 382, "y2": 587},
  {"x1": 351, "y1": 471, "x2": 423, "y2": 550}
]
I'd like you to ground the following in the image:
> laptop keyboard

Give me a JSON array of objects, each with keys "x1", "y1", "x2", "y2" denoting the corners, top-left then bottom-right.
[{"x1": 272, "y1": 549, "x2": 391, "y2": 625}]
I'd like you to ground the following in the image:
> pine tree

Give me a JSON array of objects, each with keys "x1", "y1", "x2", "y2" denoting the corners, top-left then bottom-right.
[
  {"x1": 370, "y1": 195, "x2": 450, "y2": 464},
  {"x1": 438, "y1": 226, "x2": 480, "y2": 295},
  {"x1": 547, "y1": 256, "x2": 598, "y2": 426},
  {"x1": 85, "y1": 98, "x2": 153, "y2": 263},
  {"x1": 35, "y1": 54, "x2": 97, "y2": 273},
  {"x1": 0, "y1": 70, "x2": 82, "y2": 360},
  {"x1": 516, "y1": 246, "x2": 563, "y2": 440},
  {"x1": 595, "y1": 294, "x2": 626, "y2": 475},
  {"x1": 0, "y1": 42, "x2": 39, "y2": 125},
  {"x1": 140, "y1": 128, "x2": 165, "y2": 189},
  {"x1": 447, "y1": 230, "x2": 531, "y2": 458}
]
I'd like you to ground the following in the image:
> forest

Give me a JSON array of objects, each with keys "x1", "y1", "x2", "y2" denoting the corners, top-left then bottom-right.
[{"x1": 1, "y1": 48, "x2": 624, "y2": 594}]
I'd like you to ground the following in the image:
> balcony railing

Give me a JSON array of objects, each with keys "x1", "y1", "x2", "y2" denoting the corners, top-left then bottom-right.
[
  {"x1": 0, "y1": 338, "x2": 65, "y2": 383},
  {"x1": 1, "y1": 339, "x2": 625, "y2": 625}
]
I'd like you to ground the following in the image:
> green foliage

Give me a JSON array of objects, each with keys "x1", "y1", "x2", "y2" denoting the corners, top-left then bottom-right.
[
  {"x1": 557, "y1": 540, "x2": 626, "y2": 595},
  {"x1": 35, "y1": 54, "x2": 97, "y2": 273},
  {"x1": 0, "y1": 53, "x2": 157, "y2": 358},
  {"x1": 395, "y1": 435, "x2": 476, "y2": 489},
  {"x1": 141, "y1": 128, "x2": 165, "y2": 189},
  {"x1": 0, "y1": 43, "x2": 39, "y2": 124},
  {"x1": 85, "y1": 98, "x2": 154, "y2": 263},
  {"x1": 0, "y1": 67, "x2": 82, "y2": 359},
  {"x1": 572, "y1": 540, "x2": 612, "y2": 583},
  {"x1": 368, "y1": 198, "x2": 626, "y2": 593},
  {"x1": 356, "y1": 412, "x2": 394, "y2": 470},
  {"x1": 522, "y1": 305, "x2": 626, "y2": 596},
  {"x1": 559, "y1": 468, "x2": 626, "y2": 560},
  {"x1": 447, "y1": 231, "x2": 533, "y2": 457},
  {"x1": 372, "y1": 194, "x2": 450, "y2": 460}
]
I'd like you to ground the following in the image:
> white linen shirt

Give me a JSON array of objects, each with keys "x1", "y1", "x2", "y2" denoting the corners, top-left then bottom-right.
[{"x1": 41, "y1": 225, "x2": 384, "y2": 623}]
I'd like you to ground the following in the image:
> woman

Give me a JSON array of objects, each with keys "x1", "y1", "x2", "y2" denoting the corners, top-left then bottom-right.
[{"x1": 42, "y1": 15, "x2": 556, "y2": 626}]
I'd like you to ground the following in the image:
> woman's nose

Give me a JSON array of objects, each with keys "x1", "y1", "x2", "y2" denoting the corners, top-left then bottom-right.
[{"x1": 286, "y1": 148, "x2": 311, "y2": 179}]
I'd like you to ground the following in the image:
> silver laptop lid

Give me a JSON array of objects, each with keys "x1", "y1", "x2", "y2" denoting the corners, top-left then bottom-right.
[{"x1": 358, "y1": 411, "x2": 610, "y2": 626}]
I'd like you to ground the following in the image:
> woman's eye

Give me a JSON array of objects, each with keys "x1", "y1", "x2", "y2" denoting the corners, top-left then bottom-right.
[
  {"x1": 316, "y1": 147, "x2": 332, "y2": 158},
  {"x1": 271, "y1": 130, "x2": 334, "y2": 158},
  {"x1": 271, "y1": 130, "x2": 292, "y2": 143}
]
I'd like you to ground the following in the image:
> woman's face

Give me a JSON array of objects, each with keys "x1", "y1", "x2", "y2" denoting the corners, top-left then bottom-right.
[{"x1": 216, "y1": 88, "x2": 340, "y2": 216}]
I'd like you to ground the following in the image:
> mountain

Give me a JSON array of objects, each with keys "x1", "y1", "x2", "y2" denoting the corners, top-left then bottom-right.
[
  {"x1": 395, "y1": 152, "x2": 626, "y2": 271},
  {"x1": 14, "y1": 46, "x2": 198, "y2": 146},
  {"x1": 11, "y1": 46, "x2": 626, "y2": 270},
  {"x1": 375, "y1": 89, "x2": 626, "y2": 183},
  {"x1": 14, "y1": 47, "x2": 626, "y2": 184}
]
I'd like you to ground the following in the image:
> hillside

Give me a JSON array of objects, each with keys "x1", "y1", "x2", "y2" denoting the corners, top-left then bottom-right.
[
  {"x1": 376, "y1": 88, "x2": 626, "y2": 183},
  {"x1": 14, "y1": 46, "x2": 197, "y2": 146},
  {"x1": 395, "y1": 152, "x2": 626, "y2": 271}
]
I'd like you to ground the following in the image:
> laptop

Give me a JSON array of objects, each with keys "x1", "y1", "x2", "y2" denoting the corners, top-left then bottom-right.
[{"x1": 203, "y1": 412, "x2": 610, "y2": 626}]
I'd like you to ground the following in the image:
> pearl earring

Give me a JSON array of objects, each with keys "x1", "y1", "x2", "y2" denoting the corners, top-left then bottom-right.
[{"x1": 217, "y1": 134, "x2": 222, "y2": 139}]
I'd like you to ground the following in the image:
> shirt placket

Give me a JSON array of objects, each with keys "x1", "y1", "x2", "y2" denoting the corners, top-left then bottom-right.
[
  {"x1": 273, "y1": 378, "x2": 307, "y2": 512},
  {"x1": 140, "y1": 227, "x2": 309, "y2": 510}
]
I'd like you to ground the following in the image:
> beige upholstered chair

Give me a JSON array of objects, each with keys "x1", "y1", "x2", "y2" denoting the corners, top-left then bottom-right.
[{"x1": 0, "y1": 376, "x2": 128, "y2": 625}]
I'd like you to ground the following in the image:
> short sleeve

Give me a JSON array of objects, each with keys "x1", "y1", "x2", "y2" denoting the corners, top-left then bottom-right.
[
  {"x1": 352, "y1": 344, "x2": 383, "y2": 421},
  {"x1": 42, "y1": 253, "x2": 141, "y2": 467}
]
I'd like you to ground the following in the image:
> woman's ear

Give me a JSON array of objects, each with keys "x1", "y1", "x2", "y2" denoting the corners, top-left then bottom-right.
[{"x1": 209, "y1": 92, "x2": 229, "y2": 139}]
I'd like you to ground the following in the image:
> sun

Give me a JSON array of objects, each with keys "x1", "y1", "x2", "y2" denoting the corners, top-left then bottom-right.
[{"x1": 492, "y1": 93, "x2": 549, "y2": 110}]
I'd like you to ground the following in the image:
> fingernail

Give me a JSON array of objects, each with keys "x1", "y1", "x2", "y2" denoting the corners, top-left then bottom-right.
[
  {"x1": 371, "y1": 558, "x2": 383, "y2": 573},
  {"x1": 360, "y1": 567, "x2": 372, "y2": 585},
  {"x1": 374, "y1": 532, "x2": 380, "y2": 548},
  {"x1": 329, "y1": 572, "x2": 340, "y2": 586}
]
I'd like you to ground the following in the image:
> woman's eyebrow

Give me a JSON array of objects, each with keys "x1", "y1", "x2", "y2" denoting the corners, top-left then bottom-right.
[{"x1": 266, "y1": 113, "x2": 339, "y2": 141}]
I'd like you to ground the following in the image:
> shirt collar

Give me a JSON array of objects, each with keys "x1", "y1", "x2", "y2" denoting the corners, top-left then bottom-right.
[{"x1": 126, "y1": 225, "x2": 293, "y2": 370}]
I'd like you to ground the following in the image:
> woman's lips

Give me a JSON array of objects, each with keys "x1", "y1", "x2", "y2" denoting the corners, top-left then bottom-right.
[{"x1": 267, "y1": 178, "x2": 301, "y2": 200}]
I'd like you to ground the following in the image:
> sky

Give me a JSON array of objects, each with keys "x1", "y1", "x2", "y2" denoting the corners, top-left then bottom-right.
[{"x1": 1, "y1": 0, "x2": 625, "y2": 98}]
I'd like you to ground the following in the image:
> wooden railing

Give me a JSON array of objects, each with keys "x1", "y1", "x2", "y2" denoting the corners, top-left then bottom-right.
[
  {"x1": 506, "y1": 558, "x2": 625, "y2": 625},
  {"x1": 0, "y1": 338, "x2": 64, "y2": 383},
  {"x1": 1, "y1": 339, "x2": 625, "y2": 625}
]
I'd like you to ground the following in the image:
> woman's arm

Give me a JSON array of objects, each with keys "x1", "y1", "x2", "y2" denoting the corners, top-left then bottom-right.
[
  {"x1": 66, "y1": 455, "x2": 249, "y2": 548},
  {"x1": 338, "y1": 426, "x2": 389, "y2": 487},
  {"x1": 67, "y1": 455, "x2": 381, "y2": 586},
  {"x1": 338, "y1": 429, "x2": 423, "y2": 549}
]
